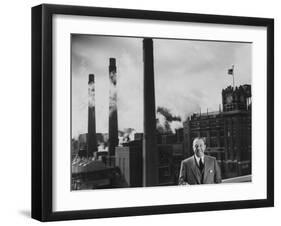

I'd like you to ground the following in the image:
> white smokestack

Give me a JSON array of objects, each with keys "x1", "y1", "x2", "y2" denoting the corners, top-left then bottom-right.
[{"x1": 88, "y1": 74, "x2": 95, "y2": 108}]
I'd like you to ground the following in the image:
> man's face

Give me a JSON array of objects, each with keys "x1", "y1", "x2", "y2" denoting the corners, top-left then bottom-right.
[{"x1": 193, "y1": 139, "x2": 206, "y2": 158}]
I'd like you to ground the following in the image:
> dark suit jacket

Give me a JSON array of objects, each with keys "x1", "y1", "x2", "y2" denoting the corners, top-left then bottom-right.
[{"x1": 179, "y1": 155, "x2": 222, "y2": 185}]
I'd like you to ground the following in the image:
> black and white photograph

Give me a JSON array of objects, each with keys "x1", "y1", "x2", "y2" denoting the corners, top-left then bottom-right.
[
  {"x1": 30, "y1": 2, "x2": 274, "y2": 222},
  {"x1": 71, "y1": 35, "x2": 252, "y2": 190}
]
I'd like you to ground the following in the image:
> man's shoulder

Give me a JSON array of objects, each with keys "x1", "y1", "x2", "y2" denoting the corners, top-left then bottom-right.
[
  {"x1": 205, "y1": 155, "x2": 216, "y2": 161},
  {"x1": 182, "y1": 156, "x2": 194, "y2": 164},
  {"x1": 205, "y1": 155, "x2": 218, "y2": 164}
]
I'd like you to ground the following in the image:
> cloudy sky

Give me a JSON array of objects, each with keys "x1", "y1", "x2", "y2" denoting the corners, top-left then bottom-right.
[{"x1": 71, "y1": 35, "x2": 251, "y2": 138}]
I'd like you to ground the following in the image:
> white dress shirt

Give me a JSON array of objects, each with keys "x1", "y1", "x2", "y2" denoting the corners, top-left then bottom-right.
[{"x1": 194, "y1": 155, "x2": 204, "y2": 166}]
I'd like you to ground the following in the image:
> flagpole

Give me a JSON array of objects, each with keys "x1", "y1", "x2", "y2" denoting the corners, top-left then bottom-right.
[{"x1": 232, "y1": 65, "x2": 235, "y2": 88}]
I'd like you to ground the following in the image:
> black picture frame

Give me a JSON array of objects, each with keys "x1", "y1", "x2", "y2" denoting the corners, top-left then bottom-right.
[{"x1": 32, "y1": 4, "x2": 274, "y2": 222}]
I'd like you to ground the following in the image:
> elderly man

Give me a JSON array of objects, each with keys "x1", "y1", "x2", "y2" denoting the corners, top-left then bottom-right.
[{"x1": 179, "y1": 137, "x2": 221, "y2": 185}]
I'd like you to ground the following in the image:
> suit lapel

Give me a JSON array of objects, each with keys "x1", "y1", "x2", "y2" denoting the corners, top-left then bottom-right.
[
  {"x1": 191, "y1": 156, "x2": 201, "y2": 184},
  {"x1": 203, "y1": 156, "x2": 210, "y2": 183}
]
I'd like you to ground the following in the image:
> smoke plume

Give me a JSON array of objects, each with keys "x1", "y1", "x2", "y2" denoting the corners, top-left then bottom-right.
[{"x1": 156, "y1": 107, "x2": 183, "y2": 133}]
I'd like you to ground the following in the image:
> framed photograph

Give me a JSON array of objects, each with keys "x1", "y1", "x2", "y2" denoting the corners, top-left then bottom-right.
[{"x1": 32, "y1": 4, "x2": 274, "y2": 221}]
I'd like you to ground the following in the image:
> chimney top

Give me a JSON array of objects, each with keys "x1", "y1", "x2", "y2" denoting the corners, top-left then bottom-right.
[
  {"x1": 109, "y1": 58, "x2": 116, "y2": 67},
  {"x1": 89, "y1": 74, "x2": 94, "y2": 83}
]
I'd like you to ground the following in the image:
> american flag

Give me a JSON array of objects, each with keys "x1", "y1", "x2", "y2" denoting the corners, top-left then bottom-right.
[{"x1": 228, "y1": 67, "x2": 233, "y2": 75}]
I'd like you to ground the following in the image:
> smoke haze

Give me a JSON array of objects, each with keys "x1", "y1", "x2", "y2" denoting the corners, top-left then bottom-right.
[{"x1": 71, "y1": 35, "x2": 251, "y2": 138}]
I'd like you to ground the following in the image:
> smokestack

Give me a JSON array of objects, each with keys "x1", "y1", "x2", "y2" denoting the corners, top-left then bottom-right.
[
  {"x1": 87, "y1": 74, "x2": 98, "y2": 157},
  {"x1": 143, "y1": 38, "x2": 158, "y2": 186},
  {"x1": 108, "y1": 58, "x2": 119, "y2": 159}
]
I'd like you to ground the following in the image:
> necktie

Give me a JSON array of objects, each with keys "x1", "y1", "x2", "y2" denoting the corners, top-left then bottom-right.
[{"x1": 199, "y1": 158, "x2": 204, "y2": 171}]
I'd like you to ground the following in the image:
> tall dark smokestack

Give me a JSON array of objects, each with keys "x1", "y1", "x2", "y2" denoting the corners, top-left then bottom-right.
[
  {"x1": 108, "y1": 58, "x2": 118, "y2": 159},
  {"x1": 87, "y1": 74, "x2": 97, "y2": 157},
  {"x1": 143, "y1": 38, "x2": 158, "y2": 186}
]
